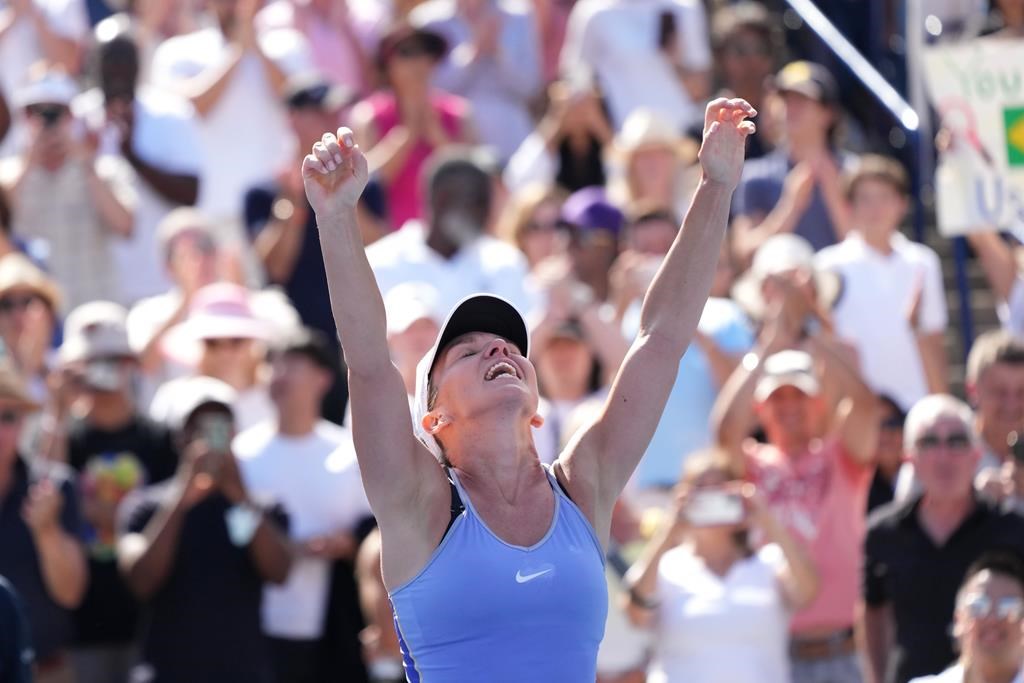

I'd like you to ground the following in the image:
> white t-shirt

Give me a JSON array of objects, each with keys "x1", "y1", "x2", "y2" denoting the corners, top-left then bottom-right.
[
  {"x1": 559, "y1": 0, "x2": 710, "y2": 131},
  {"x1": 234, "y1": 420, "x2": 371, "y2": 639},
  {"x1": 149, "y1": 377, "x2": 274, "y2": 433},
  {"x1": 366, "y1": 220, "x2": 539, "y2": 317},
  {"x1": 0, "y1": 0, "x2": 88, "y2": 158},
  {"x1": 649, "y1": 543, "x2": 790, "y2": 683},
  {"x1": 815, "y1": 232, "x2": 948, "y2": 411},
  {"x1": 73, "y1": 86, "x2": 204, "y2": 304},
  {"x1": 150, "y1": 27, "x2": 299, "y2": 220},
  {"x1": 910, "y1": 664, "x2": 1024, "y2": 682}
]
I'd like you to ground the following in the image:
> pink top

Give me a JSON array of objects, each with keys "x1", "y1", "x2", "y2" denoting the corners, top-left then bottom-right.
[
  {"x1": 364, "y1": 91, "x2": 466, "y2": 230},
  {"x1": 745, "y1": 438, "x2": 871, "y2": 634}
]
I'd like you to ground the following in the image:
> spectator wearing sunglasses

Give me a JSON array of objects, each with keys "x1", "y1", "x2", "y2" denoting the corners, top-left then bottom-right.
[
  {"x1": 1, "y1": 66, "x2": 134, "y2": 310},
  {"x1": 860, "y1": 395, "x2": 1024, "y2": 683},
  {"x1": 0, "y1": 361, "x2": 87, "y2": 683},
  {"x1": 910, "y1": 552, "x2": 1024, "y2": 683}
]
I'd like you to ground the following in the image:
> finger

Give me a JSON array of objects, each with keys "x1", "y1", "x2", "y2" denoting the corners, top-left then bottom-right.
[
  {"x1": 739, "y1": 121, "x2": 756, "y2": 136},
  {"x1": 704, "y1": 97, "x2": 730, "y2": 129},
  {"x1": 312, "y1": 141, "x2": 335, "y2": 171},
  {"x1": 727, "y1": 97, "x2": 757, "y2": 118},
  {"x1": 302, "y1": 153, "x2": 327, "y2": 177},
  {"x1": 321, "y1": 132, "x2": 342, "y2": 165},
  {"x1": 336, "y1": 126, "x2": 356, "y2": 152}
]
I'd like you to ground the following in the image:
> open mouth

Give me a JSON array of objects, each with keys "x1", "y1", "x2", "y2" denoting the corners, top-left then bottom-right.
[{"x1": 484, "y1": 360, "x2": 520, "y2": 381}]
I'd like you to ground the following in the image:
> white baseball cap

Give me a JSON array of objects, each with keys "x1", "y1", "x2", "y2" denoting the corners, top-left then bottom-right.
[
  {"x1": 165, "y1": 376, "x2": 237, "y2": 432},
  {"x1": 58, "y1": 301, "x2": 133, "y2": 364},
  {"x1": 754, "y1": 350, "x2": 821, "y2": 402},
  {"x1": 384, "y1": 282, "x2": 441, "y2": 336}
]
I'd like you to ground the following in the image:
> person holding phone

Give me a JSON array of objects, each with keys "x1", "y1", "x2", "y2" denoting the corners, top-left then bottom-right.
[{"x1": 623, "y1": 450, "x2": 818, "y2": 683}]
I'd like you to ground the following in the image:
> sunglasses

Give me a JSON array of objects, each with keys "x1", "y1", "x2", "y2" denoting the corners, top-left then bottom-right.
[
  {"x1": 26, "y1": 104, "x2": 69, "y2": 126},
  {"x1": 880, "y1": 415, "x2": 905, "y2": 431},
  {"x1": 963, "y1": 593, "x2": 1024, "y2": 622},
  {"x1": 393, "y1": 42, "x2": 432, "y2": 60},
  {"x1": 721, "y1": 41, "x2": 772, "y2": 58},
  {"x1": 0, "y1": 409, "x2": 23, "y2": 426},
  {"x1": 0, "y1": 293, "x2": 42, "y2": 314},
  {"x1": 915, "y1": 432, "x2": 972, "y2": 452},
  {"x1": 525, "y1": 219, "x2": 564, "y2": 234},
  {"x1": 287, "y1": 84, "x2": 330, "y2": 110},
  {"x1": 203, "y1": 337, "x2": 248, "y2": 349}
]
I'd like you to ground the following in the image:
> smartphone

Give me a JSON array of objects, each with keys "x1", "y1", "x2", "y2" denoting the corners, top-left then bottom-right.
[
  {"x1": 686, "y1": 490, "x2": 745, "y2": 527},
  {"x1": 658, "y1": 10, "x2": 677, "y2": 51},
  {"x1": 83, "y1": 361, "x2": 121, "y2": 392},
  {"x1": 199, "y1": 413, "x2": 233, "y2": 454}
]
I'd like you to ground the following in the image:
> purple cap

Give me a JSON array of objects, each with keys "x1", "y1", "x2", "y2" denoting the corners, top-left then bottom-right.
[{"x1": 560, "y1": 187, "x2": 624, "y2": 235}]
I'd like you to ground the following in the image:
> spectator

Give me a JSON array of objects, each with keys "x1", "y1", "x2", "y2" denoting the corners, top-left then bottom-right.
[
  {"x1": 74, "y1": 14, "x2": 204, "y2": 305},
  {"x1": 356, "y1": 528, "x2": 405, "y2": 683},
  {"x1": 0, "y1": 186, "x2": 21, "y2": 264},
  {"x1": 149, "y1": 282, "x2": 281, "y2": 431},
  {"x1": 502, "y1": 79, "x2": 612, "y2": 195},
  {"x1": 256, "y1": 0, "x2": 381, "y2": 96},
  {"x1": 559, "y1": 0, "x2": 711, "y2": 132},
  {"x1": 708, "y1": 1, "x2": 783, "y2": 159},
  {"x1": 861, "y1": 395, "x2": 1024, "y2": 683},
  {"x1": 608, "y1": 110, "x2": 700, "y2": 222},
  {"x1": 712, "y1": 309, "x2": 879, "y2": 683},
  {"x1": 1, "y1": 67, "x2": 134, "y2": 310},
  {"x1": 411, "y1": 0, "x2": 542, "y2": 162},
  {"x1": 560, "y1": 186, "x2": 623, "y2": 303},
  {"x1": 909, "y1": 552, "x2": 1024, "y2": 683},
  {"x1": 365, "y1": 148, "x2": 536, "y2": 315},
  {"x1": 0, "y1": 253, "x2": 61, "y2": 406},
  {"x1": 965, "y1": 231, "x2": 1024, "y2": 337},
  {"x1": 623, "y1": 450, "x2": 818, "y2": 683},
  {"x1": 896, "y1": 331, "x2": 1024, "y2": 500},
  {"x1": 245, "y1": 75, "x2": 373, "y2": 343},
  {"x1": 48, "y1": 301, "x2": 178, "y2": 683},
  {"x1": 352, "y1": 22, "x2": 475, "y2": 231},
  {"x1": 815, "y1": 155, "x2": 948, "y2": 410},
  {"x1": 116, "y1": 376, "x2": 292, "y2": 683},
  {"x1": 868, "y1": 396, "x2": 906, "y2": 514},
  {"x1": 988, "y1": 0, "x2": 1024, "y2": 37},
  {"x1": 0, "y1": 0, "x2": 90, "y2": 157},
  {"x1": 235, "y1": 328, "x2": 371, "y2": 683},
  {"x1": 0, "y1": 361, "x2": 87, "y2": 683},
  {"x1": 495, "y1": 183, "x2": 569, "y2": 272},
  {"x1": 532, "y1": 0, "x2": 571, "y2": 83},
  {"x1": 0, "y1": 575, "x2": 33, "y2": 683},
  {"x1": 150, "y1": 0, "x2": 297, "y2": 252},
  {"x1": 383, "y1": 282, "x2": 441, "y2": 400},
  {"x1": 731, "y1": 61, "x2": 854, "y2": 265}
]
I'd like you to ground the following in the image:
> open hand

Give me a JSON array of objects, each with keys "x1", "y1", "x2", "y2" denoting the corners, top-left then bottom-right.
[
  {"x1": 302, "y1": 128, "x2": 369, "y2": 217},
  {"x1": 698, "y1": 98, "x2": 756, "y2": 188}
]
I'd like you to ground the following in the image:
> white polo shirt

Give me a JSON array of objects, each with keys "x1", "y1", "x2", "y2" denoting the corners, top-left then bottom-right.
[
  {"x1": 234, "y1": 420, "x2": 371, "y2": 640},
  {"x1": 816, "y1": 232, "x2": 948, "y2": 411},
  {"x1": 910, "y1": 664, "x2": 1024, "y2": 682},
  {"x1": 366, "y1": 220, "x2": 539, "y2": 317}
]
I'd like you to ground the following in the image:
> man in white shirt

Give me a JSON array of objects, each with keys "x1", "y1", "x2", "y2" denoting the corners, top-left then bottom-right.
[
  {"x1": 559, "y1": 0, "x2": 711, "y2": 132},
  {"x1": 74, "y1": 15, "x2": 203, "y2": 304},
  {"x1": 366, "y1": 148, "x2": 537, "y2": 315},
  {"x1": 234, "y1": 328, "x2": 371, "y2": 683},
  {"x1": 815, "y1": 155, "x2": 948, "y2": 411},
  {"x1": 910, "y1": 552, "x2": 1024, "y2": 683},
  {"x1": 150, "y1": 0, "x2": 311, "y2": 279}
]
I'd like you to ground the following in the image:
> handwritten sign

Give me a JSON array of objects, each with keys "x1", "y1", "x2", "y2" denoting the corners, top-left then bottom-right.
[{"x1": 923, "y1": 39, "x2": 1024, "y2": 237}]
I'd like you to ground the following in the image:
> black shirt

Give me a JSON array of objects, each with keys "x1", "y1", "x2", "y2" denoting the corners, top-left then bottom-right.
[
  {"x1": 867, "y1": 469, "x2": 896, "y2": 514},
  {"x1": 119, "y1": 483, "x2": 287, "y2": 683},
  {"x1": 0, "y1": 458, "x2": 82, "y2": 660},
  {"x1": 67, "y1": 414, "x2": 178, "y2": 646},
  {"x1": 0, "y1": 575, "x2": 33, "y2": 683},
  {"x1": 864, "y1": 494, "x2": 1024, "y2": 683}
]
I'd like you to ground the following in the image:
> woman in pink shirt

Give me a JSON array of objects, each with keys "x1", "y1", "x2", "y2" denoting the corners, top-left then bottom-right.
[{"x1": 352, "y1": 23, "x2": 473, "y2": 231}]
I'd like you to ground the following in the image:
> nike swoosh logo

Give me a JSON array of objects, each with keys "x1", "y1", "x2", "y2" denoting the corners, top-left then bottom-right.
[{"x1": 515, "y1": 568, "x2": 553, "y2": 584}]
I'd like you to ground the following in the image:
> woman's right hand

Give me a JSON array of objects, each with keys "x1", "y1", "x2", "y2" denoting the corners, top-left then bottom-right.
[{"x1": 302, "y1": 127, "x2": 369, "y2": 217}]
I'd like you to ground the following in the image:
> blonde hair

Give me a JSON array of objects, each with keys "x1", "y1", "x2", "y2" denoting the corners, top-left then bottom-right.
[
  {"x1": 495, "y1": 184, "x2": 567, "y2": 256},
  {"x1": 679, "y1": 449, "x2": 741, "y2": 488}
]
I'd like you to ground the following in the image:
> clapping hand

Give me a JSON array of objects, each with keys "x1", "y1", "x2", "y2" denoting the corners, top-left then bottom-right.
[{"x1": 697, "y1": 98, "x2": 756, "y2": 188}]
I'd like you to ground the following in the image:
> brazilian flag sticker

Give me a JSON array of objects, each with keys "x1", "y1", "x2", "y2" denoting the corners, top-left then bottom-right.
[{"x1": 1007, "y1": 107, "x2": 1024, "y2": 167}]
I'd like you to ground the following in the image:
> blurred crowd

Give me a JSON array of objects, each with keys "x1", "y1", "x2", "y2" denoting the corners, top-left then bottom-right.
[{"x1": 1, "y1": 0, "x2": 1024, "y2": 682}]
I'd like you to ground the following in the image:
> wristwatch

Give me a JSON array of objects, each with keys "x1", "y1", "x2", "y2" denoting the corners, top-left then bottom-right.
[{"x1": 225, "y1": 502, "x2": 261, "y2": 547}]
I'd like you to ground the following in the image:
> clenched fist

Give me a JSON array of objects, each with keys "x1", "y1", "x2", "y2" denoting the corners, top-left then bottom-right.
[
  {"x1": 697, "y1": 98, "x2": 757, "y2": 189},
  {"x1": 302, "y1": 127, "x2": 369, "y2": 218}
]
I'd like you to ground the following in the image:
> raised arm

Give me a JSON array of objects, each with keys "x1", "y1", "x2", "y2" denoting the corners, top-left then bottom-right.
[
  {"x1": 303, "y1": 129, "x2": 447, "y2": 531},
  {"x1": 559, "y1": 99, "x2": 756, "y2": 535}
]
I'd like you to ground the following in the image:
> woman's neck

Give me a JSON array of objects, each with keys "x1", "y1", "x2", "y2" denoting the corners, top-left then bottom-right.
[
  {"x1": 692, "y1": 534, "x2": 741, "y2": 577},
  {"x1": 447, "y1": 412, "x2": 544, "y2": 503}
]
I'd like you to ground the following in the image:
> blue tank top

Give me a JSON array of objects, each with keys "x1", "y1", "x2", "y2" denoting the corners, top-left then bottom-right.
[{"x1": 388, "y1": 466, "x2": 608, "y2": 682}]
